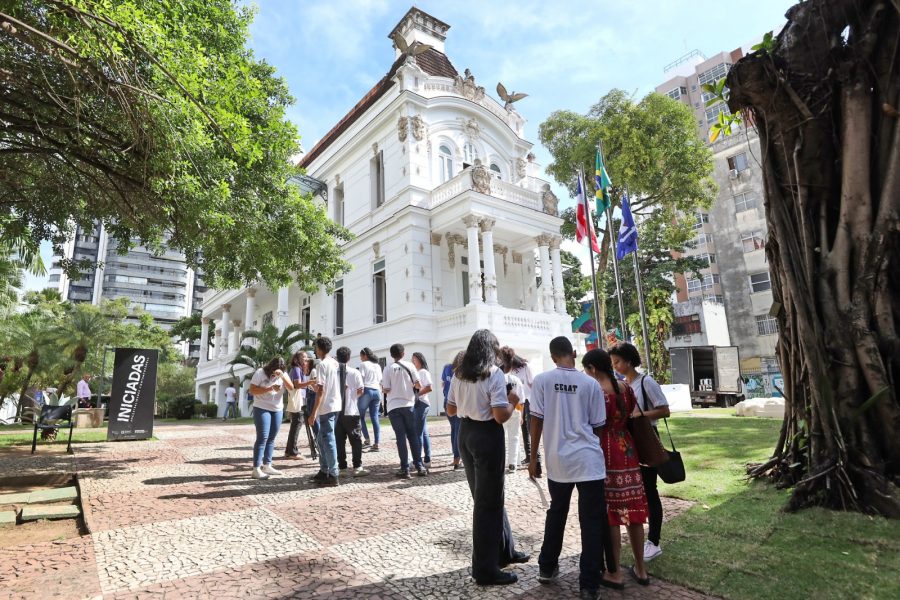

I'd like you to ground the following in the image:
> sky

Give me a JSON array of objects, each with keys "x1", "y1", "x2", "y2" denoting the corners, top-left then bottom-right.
[{"x1": 25, "y1": 0, "x2": 795, "y2": 291}]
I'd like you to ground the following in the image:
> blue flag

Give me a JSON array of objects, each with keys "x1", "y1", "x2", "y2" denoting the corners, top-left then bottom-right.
[{"x1": 616, "y1": 193, "x2": 638, "y2": 260}]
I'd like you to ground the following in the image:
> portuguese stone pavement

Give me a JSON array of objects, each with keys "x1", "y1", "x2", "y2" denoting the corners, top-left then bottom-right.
[{"x1": 0, "y1": 420, "x2": 714, "y2": 599}]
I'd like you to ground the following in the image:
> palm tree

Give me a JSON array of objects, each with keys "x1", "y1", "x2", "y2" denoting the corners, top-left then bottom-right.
[
  {"x1": 55, "y1": 303, "x2": 110, "y2": 397},
  {"x1": 0, "y1": 253, "x2": 23, "y2": 309},
  {"x1": 2, "y1": 312, "x2": 54, "y2": 420},
  {"x1": 230, "y1": 323, "x2": 307, "y2": 403}
]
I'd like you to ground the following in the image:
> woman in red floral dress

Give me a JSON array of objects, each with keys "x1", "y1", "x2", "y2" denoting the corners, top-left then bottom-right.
[{"x1": 582, "y1": 348, "x2": 650, "y2": 588}]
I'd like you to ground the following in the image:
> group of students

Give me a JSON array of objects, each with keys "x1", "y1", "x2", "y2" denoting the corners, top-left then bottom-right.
[{"x1": 446, "y1": 330, "x2": 669, "y2": 600}]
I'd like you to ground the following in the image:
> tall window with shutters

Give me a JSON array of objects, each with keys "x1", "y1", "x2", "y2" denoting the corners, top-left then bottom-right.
[
  {"x1": 333, "y1": 279, "x2": 344, "y2": 336},
  {"x1": 373, "y1": 259, "x2": 386, "y2": 324},
  {"x1": 371, "y1": 150, "x2": 385, "y2": 208}
]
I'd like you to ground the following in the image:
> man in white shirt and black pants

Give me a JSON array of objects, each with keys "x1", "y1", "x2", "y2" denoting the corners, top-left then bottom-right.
[
  {"x1": 382, "y1": 343, "x2": 424, "y2": 478},
  {"x1": 334, "y1": 347, "x2": 369, "y2": 477},
  {"x1": 529, "y1": 336, "x2": 607, "y2": 600}
]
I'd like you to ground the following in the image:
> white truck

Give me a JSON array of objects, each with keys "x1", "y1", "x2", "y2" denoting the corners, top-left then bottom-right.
[{"x1": 668, "y1": 345, "x2": 742, "y2": 407}]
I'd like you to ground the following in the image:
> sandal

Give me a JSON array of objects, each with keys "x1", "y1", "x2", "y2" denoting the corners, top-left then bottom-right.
[
  {"x1": 629, "y1": 565, "x2": 650, "y2": 586},
  {"x1": 599, "y1": 575, "x2": 625, "y2": 590}
]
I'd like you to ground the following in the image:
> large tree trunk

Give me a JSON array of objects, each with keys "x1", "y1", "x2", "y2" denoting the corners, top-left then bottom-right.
[{"x1": 728, "y1": 0, "x2": 900, "y2": 516}]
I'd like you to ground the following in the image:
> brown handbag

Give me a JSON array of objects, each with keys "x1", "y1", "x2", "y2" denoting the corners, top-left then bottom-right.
[{"x1": 626, "y1": 378, "x2": 670, "y2": 467}]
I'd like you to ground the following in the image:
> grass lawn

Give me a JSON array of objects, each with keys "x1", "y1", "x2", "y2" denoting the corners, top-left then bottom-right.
[
  {"x1": 0, "y1": 428, "x2": 114, "y2": 447},
  {"x1": 646, "y1": 413, "x2": 900, "y2": 600}
]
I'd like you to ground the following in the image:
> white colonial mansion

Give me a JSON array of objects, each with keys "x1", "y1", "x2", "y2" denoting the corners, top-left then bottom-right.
[{"x1": 196, "y1": 7, "x2": 575, "y2": 415}]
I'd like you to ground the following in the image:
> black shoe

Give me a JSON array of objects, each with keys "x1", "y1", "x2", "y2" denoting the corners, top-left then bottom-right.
[
  {"x1": 319, "y1": 474, "x2": 339, "y2": 487},
  {"x1": 453, "y1": 463, "x2": 463, "y2": 470},
  {"x1": 538, "y1": 565, "x2": 559, "y2": 583},
  {"x1": 499, "y1": 550, "x2": 530, "y2": 567},
  {"x1": 308, "y1": 471, "x2": 327, "y2": 483},
  {"x1": 362, "y1": 439, "x2": 371, "y2": 447},
  {"x1": 579, "y1": 589, "x2": 599, "y2": 600},
  {"x1": 369, "y1": 444, "x2": 380, "y2": 452},
  {"x1": 417, "y1": 466, "x2": 428, "y2": 477},
  {"x1": 475, "y1": 572, "x2": 518, "y2": 586},
  {"x1": 629, "y1": 565, "x2": 651, "y2": 586},
  {"x1": 396, "y1": 469, "x2": 411, "y2": 479}
]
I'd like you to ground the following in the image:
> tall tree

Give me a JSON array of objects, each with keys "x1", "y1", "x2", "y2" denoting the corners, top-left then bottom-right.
[
  {"x1": 559, "y1": 249, "x2": 591, "y2": 318},
  {"x1": 0, "y1": 1, "x2": 350, "y2": 290},
  {"x1": 727, "y1": 0, "x2": 899, "y2": 516},
  {"x1": 230, "y1": 323, "x2": 306, "y2": 400}
]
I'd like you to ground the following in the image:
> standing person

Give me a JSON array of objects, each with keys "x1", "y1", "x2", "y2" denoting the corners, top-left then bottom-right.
[
  {"x1": 248, "y1": 357, "x2": 294, "y2": 480},
  {"x1": 76, "y1": 374, "x2": 92, "y2": 408},
  {"x1": 334, "y1": 346, "x2": 369, "y2": 477},
  {"x1": 528, "y1": 336, "x2": 607, "y2": 600},
  {"x1": 285, "y1": 352, "x2": 311, "y2": 459},
  {"x1": 357, "y1": 348, "x2": 383, "y2": 451},
  {"x1": 443, "y1": 354, "x2": 463, "y2": 470},
  {"x1": 503, "y1": 349, "x2": 540, "y2": 475},
  {"x1": 382, "y1": 343, "x2": 425, "y2": 478},
  {"x1": 583, "y1": 348, "x2": 650, "y2": 588},
  {"x1": 223, "y1": 382, "x2": 238, "y2": 421},
  {"x1": 307, "y1": 337, "x2": 342, "y2": 487},
  {"x1": 498, "y1": 349, "x2": 525, "y2": 473},
  {"x1": 609, "y1": 342, "x2": 670, "y2": 563},
  {"x1": 411, "y1": 352, "x2": 433, "y2": 469},
  {"x1": 447, "y1": 329, "x2": 529, "y2": 586},
  {"x1": 302, "y1": 355, "x2": 319, "y2": 460}
]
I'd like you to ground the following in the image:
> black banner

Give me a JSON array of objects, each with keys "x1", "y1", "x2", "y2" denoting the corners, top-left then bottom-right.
[{"x1": 107, "y1": 348, "x2": 158, "y2": 441}]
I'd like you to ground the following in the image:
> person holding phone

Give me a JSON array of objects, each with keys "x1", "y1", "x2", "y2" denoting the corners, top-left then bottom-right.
[{"x1": 248, "y1": 357, "x2": 294, "y2": 480}]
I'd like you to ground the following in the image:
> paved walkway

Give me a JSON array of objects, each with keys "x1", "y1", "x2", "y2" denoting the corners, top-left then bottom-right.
[{"x1": 1, "y1": 420, "x2": 713, "y2": 599}]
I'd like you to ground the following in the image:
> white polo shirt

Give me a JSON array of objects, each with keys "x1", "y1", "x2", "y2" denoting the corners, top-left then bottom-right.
[
  {"x1": 530, "y1": 367, "x2": 606, "y2": 483},
  {"x1": 631, "y1": 374, "x2": 669, "y2": 427},
  {"x1": 358, "y1": 361, "x2": 382, "y2": 390},
  {"x1": 447, "y1": 367, "x2": 508, "y2": 421},
  {"x1": 382, "y1": 360, "x2": 419, "y2": 412},
  {"x1": 224, "y1": 387, "x2": 237, "y2": 403},
  {"x1": 313, "y1": 356, "x2": 342, "y2": 415},
  {"x1": 250, "y1": 368, "x2": 284, "y2": 412}
]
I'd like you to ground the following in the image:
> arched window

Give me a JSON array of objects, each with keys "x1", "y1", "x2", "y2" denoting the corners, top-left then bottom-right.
[
  {"x1": 439, "y1": 144, "x2": 454, "y2": 183},
  {"x1": 463, "y1": 142, "x2": 479, "y2": 166},
  {"x1": 490, "y1": 163, "x2": 502, "y2": 180}
]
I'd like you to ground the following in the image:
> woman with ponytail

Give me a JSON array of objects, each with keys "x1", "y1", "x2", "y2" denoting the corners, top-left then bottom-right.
[{"x1": 582, "y1": 348, "x2": 650, "y2": 588}]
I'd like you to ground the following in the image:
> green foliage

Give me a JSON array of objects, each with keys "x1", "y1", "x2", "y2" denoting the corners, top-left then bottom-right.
[
  {"x1": 560, "y1": 250, "x2": 591, "y2": 317},
  {"x1": 751, "y1": 30, "x2": 776, "y2": 54},
  {"x1": 230, "y1": 323, "x2": 306, "y2": 389},
  {"x1": 170, "y1": 313, "x2": 202, "y2": 345},
  {"x1": 703, "y1": 77, "x2": 744, "y2": 143},
  {"x1": 625, "y1": 289, "x2": 675, "y2": 382},
  {"x1": 156, "y1": 362, "x2": 196, "y2": 402},
  {"x1": 1, "y1": 0, "x2": 351, "y2": 291},
  {"x1": 194, "y1": 402, "x2": 218, "y2": 418},
  {"x1": 161, "y1": 394, "x2": 197, "y2": 420}
]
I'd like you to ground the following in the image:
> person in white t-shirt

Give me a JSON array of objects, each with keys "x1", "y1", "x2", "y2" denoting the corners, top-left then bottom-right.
[
  {"x1": 382, "y1": 343, "x2": 424, "y2": 478},
  {"x1": 357, "y1": 348, "x2": 383, "y2": 450},
  {"x1": 248, "y1": 357, "x2": 294, "y2": 480},
  {"x1": 223, "y1": 382, "x2": 238, "y2": 421},
  {"x1": 609, "y1": 342, "x2": 670, "y2": 563},
  {"x1": 503, "y1": 348, "x2": 541, "y2": 475},
  {"x1": 334, "y1": 346, "x2": 368, "y2": 477},
  {"x1": 446, "y1": 329, "x2": 529, "y2": 586},
  {"x1": 499, "y1": 348, "x2": 526, "y2": 473},
  {"x1": 307, "y1": 336, "x2": 342, "y2": 487},
  {"x1": 528, "y1": 336, "x2": 606, "y2": 599},
  {"x1": 411, "y1": 352, "x2": 433, "y2": 468}
]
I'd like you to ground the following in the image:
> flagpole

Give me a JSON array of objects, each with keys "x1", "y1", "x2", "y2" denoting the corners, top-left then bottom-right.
[
  {"x1": 626, "y1": 183, "x2": 654, "y2": 377},
  {"x1": 579, "y1": 168, "x2": 602, "y2": 349},
  {"x1": 598, "y1": 141, "x2": 627, "y2": 343}
]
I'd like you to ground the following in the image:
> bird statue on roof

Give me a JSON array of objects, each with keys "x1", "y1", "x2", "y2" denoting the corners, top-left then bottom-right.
[
  {"x1": 496, "y1": 83, "x2": 528, "y2": 111},
  {"x1": 392, "y1": 32, "x2": 433, "y2": 57}
]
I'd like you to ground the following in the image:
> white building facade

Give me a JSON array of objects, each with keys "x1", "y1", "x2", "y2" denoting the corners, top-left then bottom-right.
[{"x1": 195, "y1": 8, "x2": 573, "y2": 416}]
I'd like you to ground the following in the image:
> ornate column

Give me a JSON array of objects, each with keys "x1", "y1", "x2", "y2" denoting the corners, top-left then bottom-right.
[
  {"x1": 463, "y1": 215, "x2": 483, "y2": 304},
  {"x1": 199, "y1": 318, "x2": 210, "y2": 364},
  {"x1": 535, "y1": 235, "x2": 553, "y2": 313},
  {"x1": 276, "y1": 287, "x2": 290, "y2": 332},
  {"x1": 479, "y1": 218, "x2": 498, "y2": 305},
  {"x1": 550, "y1": 236, "x2": 567, "y2": 315},
  {"x1": 244, "y1": 288, "x2": 257, "y2": 333},
  {"x1": 229, "y1": 319, "x2": 242, "y2": 354},
  {"x1": 219, "y1": 304, "x2": 231, "y2": 356}
]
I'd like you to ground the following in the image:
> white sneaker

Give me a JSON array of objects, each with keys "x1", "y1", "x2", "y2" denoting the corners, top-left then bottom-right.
[
  {"x1": 644, "y1": 541, "x2": 662, "y2": 561},
  {"x1": 252, "y1": 467, "x2": 270, "y2": 480},
  {"x1": 353, "y1": 467, "x2": 370, "y2": 477},
  {"x1": 261, "y1": 464, "x2": 282, "y2": 476}
]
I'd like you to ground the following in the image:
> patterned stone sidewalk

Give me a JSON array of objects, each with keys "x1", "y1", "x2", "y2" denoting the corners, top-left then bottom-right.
[{"x1": 0, "y1": 420, "x2": 715, "y2": 600}]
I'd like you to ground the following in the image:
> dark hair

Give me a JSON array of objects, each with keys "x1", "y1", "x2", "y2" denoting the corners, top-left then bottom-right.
[
  {"x1": 290, "y1": 351, "x2": 305, "y2": 369},
  {"x1": 360, "y1": 347, "x2": 378, "y2": 362},
  {"x1": 336, "y1": 346, "x2": 351, "y2": 363},
  {"x1": 390, "y1": 343, "x2": 404, "y2": 359},
  {"x1": 412, "y1": 352, "x2": 428, "y2": 370},
  {"x1": 263, "y1": 356, "x2": 285, "y2": 378},
  {"x1": 228, "y1": 381, "x2": 235, "y2": 387},
  {"x1": 302, "y1": 356, "x2": 314, "y2": 376},
  {"x1": 581, "y1": 348, "x2": 623, "y2": 414},
  {"x1": 499, "y1": 346, "x2": 528, "y2": 370},
  {"x1": 315, "y1": 336, "x2": 332, "y2": 354},
  {"x1": 609, "y1": 342, "x2": 641, "y2": 368},
  {"x1": 549, "y1": 336, "x2": 574, "y2": 358},
  {"x1": 456, "y1": 329, "x2": 499, "y2": 382},
  {"x1": 451, "y1": 350, "x2": 465, "y2": 371}
]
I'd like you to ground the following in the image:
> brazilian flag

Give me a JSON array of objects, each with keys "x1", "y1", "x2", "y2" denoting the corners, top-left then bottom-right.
[{"x1": 595, "y1": 148, "x2": 612, "y2": 213}]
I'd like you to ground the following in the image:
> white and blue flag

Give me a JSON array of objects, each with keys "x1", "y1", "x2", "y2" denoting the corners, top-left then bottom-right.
[{"x1": 616, "y1": 193, "x2": 638, "y2": 260}]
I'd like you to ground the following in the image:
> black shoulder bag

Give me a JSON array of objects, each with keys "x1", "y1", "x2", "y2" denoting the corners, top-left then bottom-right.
[
  {"x1": 642, "y1": 376, "x2": 686, "y2": 484},
  {"x1": 395, "y1": 362, "x2": 420, "y2": 401}
]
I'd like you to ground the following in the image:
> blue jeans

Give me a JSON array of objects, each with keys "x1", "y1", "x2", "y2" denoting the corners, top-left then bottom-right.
[
  {"x1": 447, "y1": 414, "x2": 461, "y2": 460},
  {"x1": 252, "y1": 407, "x2": 282, "y2": 467},
  {"x1": 414, "y1": 400, "x2": 431, "y2": 463},
  {"x1": 316, "y1": 412, "x2": 338, "y2": 477},
  {"x1": 357, "y1": 388, "x2": 382, "y2": 443},
  {"x1": 388, "y1": 405, "x2": 422, "y2": 471}
]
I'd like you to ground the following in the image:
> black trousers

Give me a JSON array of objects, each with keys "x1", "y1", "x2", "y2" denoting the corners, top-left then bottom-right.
[
  {"x1": 285, "y1": 411, "x2": 302, "y2": 456},
  {"x1": 335, "y1": 414, "x2": 363, "y2": 469},
  {"x1": 459, "y1": 418, "x2": 517, "y2": 582},
  {"x1": 539, "y1": 479, "x2": 605, "y2": 591},
  {"x1": 642, "y1": 465, "x2": 662, "y2": 545}
]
